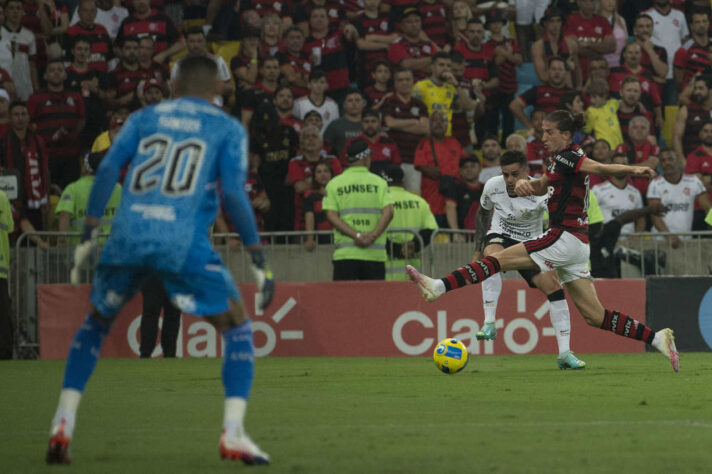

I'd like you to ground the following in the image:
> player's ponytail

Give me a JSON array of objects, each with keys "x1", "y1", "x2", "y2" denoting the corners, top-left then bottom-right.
[{"x1": 545, "y1": 110, "x2": 584, "y2": 138}]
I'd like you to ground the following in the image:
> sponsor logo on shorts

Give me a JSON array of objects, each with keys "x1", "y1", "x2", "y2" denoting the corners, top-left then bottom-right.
[{"x1": 544, "y1": 260, "x2": 554, "y2": 270}]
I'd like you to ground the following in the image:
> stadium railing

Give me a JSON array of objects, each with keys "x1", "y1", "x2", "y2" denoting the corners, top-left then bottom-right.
[
  {"x1": 10, "y1": 229, "x2": 424, "y2": 358},
  {"x1": 10, "y1": 229, "x2": 712, "y2": 358}
]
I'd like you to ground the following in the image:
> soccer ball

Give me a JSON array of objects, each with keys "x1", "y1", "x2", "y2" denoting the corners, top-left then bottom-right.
[{"x1": 433, "y1": 338, "x2": 469, "y2": 374}]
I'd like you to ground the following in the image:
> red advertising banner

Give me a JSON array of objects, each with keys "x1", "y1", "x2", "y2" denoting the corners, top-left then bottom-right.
[{"x1": 38, "y1": 279, "x2": 645, "y2": 359}]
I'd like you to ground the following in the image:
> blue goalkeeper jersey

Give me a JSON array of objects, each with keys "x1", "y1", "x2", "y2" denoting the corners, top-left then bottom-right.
[{"x1": 88, "y1": 97, "x2": 259, "y2": 274}]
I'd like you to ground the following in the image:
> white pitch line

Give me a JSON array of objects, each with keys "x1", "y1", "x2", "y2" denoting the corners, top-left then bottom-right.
[{"x1": 272, "y1": 297, "x2": 297, "y2": 323}]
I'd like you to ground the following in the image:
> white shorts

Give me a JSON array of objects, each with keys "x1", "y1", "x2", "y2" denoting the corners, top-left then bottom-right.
[
  {"x1": 515, "y1": 0, "x2": 549, "y2": 25},
  {"x1": 523, "y1": 228, "x2": 591, "y2": 284}
]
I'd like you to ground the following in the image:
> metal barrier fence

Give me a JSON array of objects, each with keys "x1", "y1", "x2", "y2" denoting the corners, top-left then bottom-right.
[
  {"x1": 10, "y1": 229, "x2": 423, "y2": 358},
  {"x1": 9, "y1": 229, "x2": 712, "y2": 358}
]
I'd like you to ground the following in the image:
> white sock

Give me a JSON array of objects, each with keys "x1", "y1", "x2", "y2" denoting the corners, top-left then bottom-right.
[
  {"x1": 651, "y1": 331, "x2": 662, "y2": 349},
  {"x1": 481, "y1": 273, "x2": 502, "y2": 324},
  {"x1": 549, "y1": 299, "x2": 571, "y2": 355},
  {"x1": 51, "y1": 389, "x2": 82, "y2": 438},
  {"x1": 223, "y1": 397, "x2": 247, "y2": 439},
  {"x1": 433, "y1": 278, "x2": 445, "y2": 294}
]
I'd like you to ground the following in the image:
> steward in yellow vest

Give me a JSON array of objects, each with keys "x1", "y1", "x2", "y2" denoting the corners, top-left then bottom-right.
[
  {"x1": 323, "y1": 138, "x2": 394, "y2": 280},
  {"x1": 381, "y1": 164, "x2": 437, "y2": 281}
]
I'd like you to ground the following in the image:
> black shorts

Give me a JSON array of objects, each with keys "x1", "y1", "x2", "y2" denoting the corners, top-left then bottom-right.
[{"x1": 484, "y1": 233, "x2": 541, "y2": 288}]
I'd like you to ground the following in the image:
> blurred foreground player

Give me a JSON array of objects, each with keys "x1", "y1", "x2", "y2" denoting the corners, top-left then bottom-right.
[
  {"x1": 46, "y1": 56, "x2": 275, "y2": 465},
  {"x1": 407, "y1": 110, "x2": 680, "y2": 372}
]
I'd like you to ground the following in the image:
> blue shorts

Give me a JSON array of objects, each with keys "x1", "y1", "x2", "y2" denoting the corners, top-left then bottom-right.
[{"x1": 90, "y1": 258, "x2": 241, "y2": 317}]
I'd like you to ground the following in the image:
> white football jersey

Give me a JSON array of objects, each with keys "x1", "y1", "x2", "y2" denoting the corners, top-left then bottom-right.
[
  {"x1": 592, "y1": 180, "x2": 643, "y2": 234},
  {"x1": 646, "y1": 174, "x2": 705, "y2": 234},
  {"x1": 480, "y1": 175, "x2": 548, "y2": 241}
]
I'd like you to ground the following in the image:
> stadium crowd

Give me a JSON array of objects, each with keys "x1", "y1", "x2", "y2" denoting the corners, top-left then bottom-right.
[{"x1": 0, "y1": 0, "x2": 711, "y2": 268}]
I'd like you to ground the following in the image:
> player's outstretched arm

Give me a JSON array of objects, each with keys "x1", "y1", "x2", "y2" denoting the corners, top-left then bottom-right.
[{"x1": 579, "y1": 157, "x2": 657, "y2": 179}]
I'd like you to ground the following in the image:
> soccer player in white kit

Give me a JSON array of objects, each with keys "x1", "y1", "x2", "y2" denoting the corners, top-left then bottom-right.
[
  {"x1": 407, "y1": 110, "x2": 679, "y2": 372},
  {"x1": 474, "y1": 150, "x2": 585, "y2": 369}
]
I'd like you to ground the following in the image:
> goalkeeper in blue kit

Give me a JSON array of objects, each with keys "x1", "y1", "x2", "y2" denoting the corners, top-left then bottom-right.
[{"x1": 46, "y1": 56, "x2": 275, "y2": 466}]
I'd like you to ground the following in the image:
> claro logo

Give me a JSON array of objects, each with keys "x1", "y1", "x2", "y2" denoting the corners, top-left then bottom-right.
[{"x1": 392, "y1": 290, "x2": 556, "y2": 355}]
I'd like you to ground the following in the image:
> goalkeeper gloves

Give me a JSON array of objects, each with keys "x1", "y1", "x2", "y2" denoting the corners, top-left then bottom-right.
[
  {"x1": 70, "y1": 224, "x2": 99, "y2": 287},
  {"x1": 249, "y1": 247, "x2": 275, "y2": 310}
]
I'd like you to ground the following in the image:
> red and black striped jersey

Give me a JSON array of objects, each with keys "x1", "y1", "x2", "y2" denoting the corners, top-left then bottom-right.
[
  {"x1": 26, "y1": 89, "x2": 85, "y2": 162},
  {"x1": 294, "y1": 1, "x2": 345, "y2": 33},
  {"x1": 66, "y1": 23, "x2": 112, "y2": 72},
  {"x1": 380, "y1": 95, "x2": 429, "y2": 164},
  {"x1": 608, "y1": 65, "x2": 661, "y2": 110},
  {"x1": 276, "y1": 51, "x2": 311, "y2": 97},
  {"x1": 65, "y1": 65, "x2": 107, "y2": 93},
  {"x1": 673, "y1": 38, "x2": 712, "y2": 90},
  {"x1": 107, "y1": 64, "x2": 150, "y2": 97},
  {"x1": 452, "y1": 41, "x2": 497, "y2": 84},
  {"x1": 617, "y1": 103, "x2": 654, "y2": 137},
  {"x1": 140, "y1": 61, "x2": 170, "y2": 84},
  {"x1": 639, "y1": 44, "x2": 667, "y2": 77},
  {"x1": 303, "y1": 30, "x2": 351, "y2": 91},
  {"x1": 338, "y1": 0, "x2": 363, "y2": 15},
  {"x1": 388, "y1": 38, "x2": 437, "y2": 81},
  {"x1": 526, "y1": 139, "x2": 547, "y2": 175},
  {"x1": 116, "y1": 9, "x2": 182, "y2": 56},
  {"x1": 563, "y1": 13, "x2": 613, "y2": 77},
  {"x1": 260, "y1": 40, "x2": 284, "y2": 58},
  {"x1": 303, "y1": 190, "x2": 332, "y2": 230},
  {"x1": 363, "y1": 85, "x2": 389, "y2": 105},
  {"x1": 288, "y1": 154, "x2": 342, "y2": 230},
  {"x1": 519, "y1": 84, "x2": 574, "y2": 113},
  {"x1": 419, "y1": 1, "x2": 449, "y2": 48},
  {"x1": 351, "y1": 11, "x2": 392, "y2": 80},
  {"x1": 614, "y1": 141, "x2": 659, "y2": 196},
  {"x1": 545, "y1": 143, "x2": 590, "y2": 242},
  {"x1": 682, "y1": 101, "x2": 712, "y2": 157},
  {"x1": 541, "y1": 33, "x2": 569, "y2": 63},
  {"x1": 450, "y1": 78, "x2": 472, "y2": 149},
  {"x1": 486, "y1": 36, "x2": 520, "y2": 94}
]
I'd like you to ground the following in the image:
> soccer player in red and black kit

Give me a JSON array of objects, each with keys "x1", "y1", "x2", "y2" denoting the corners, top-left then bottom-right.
[{"x1": 406, "y1": 110, "x2": 680, "y2": 372}]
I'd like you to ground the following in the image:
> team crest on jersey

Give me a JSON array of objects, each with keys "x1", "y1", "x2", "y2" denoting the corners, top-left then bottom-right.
[
  {"x1": 595, "y1": 26, "x2": 602, "y2": 34},
  {"x1": 683, "y1": 187, "x2": 690, "y2": 196}
]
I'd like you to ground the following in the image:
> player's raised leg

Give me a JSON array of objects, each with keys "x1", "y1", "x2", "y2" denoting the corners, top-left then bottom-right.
[
  {"x1": 530, "y1": 271, "x2": 585, "y2": 369},
  {"x1": 407, "y1": 242, "x2": 539, "y2": 302},
  {"x1": 565, "y1": 277, "x2": 679, "y2": 372},
  {"x1": 206, "y1": 298, "x2": 269, "y2": 465}
]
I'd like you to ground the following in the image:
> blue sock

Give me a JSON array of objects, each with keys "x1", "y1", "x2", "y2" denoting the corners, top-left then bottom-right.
[
  {"x1": 62, "y1": 312, "x2": 111, "y2": 392},
  {"x1": 221, "y1": 320, "x2": 254, "y2": 399}
]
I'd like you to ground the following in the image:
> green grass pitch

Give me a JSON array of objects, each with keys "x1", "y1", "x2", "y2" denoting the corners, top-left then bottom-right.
[{"x1": 2, "y1": 354, "x2": 711, "y2": 474}]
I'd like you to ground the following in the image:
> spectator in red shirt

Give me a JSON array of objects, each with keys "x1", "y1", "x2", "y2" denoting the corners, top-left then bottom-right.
[
  {"x1": 631, "y1": 14, "x2": 668, "y2": 91},
  {"x1": 303, "y1": 6, "x2": 358, "y2": 103},
  {"x1": 259, "y1": 12, "x2": 284, "y2": 57},
  {"x1": 617, "y1": 76, "x2": 655, "y2": 137},
  {"x1": 115, "y1": 0, "x2": 185, "y2": 64},
  {"x1": 609, "y1": 42, "x2": 662, "y2": 129},
  {"x1": 563, "y1": 0, "x2": 615, "y2": 78},
  {"x1": 486, "y1": 9, "x2": 522, "y2": 140},
  {"x1": 277, "y1": 26, "x2": 311, "y2": 98},
  {"x1": 419, "y1": 0, "x2": 448, "y2": 50},
  {"x1": 65, "y1": 0, "x2": 111, "y2": 73},
  {"x1": 615, "y1": 115, "x2": 660, "y2": 196},
  {"x1": 381, "y1": 66, "x2": 429, "y2": 194},
  {"x1": 673, "y1": 75, "x2": 712, "y2": 159},
  {"x1": 388, "y1": 8, "x2": 437, "y2": 81},
  {"x1": 532, "y1": 6, "x2": 580, "y2": 89},
  {"x1": 525, "y1": 109, "x2": 547, "y2": 176},
  {"x1": 273, "y1": 85, "x2": 302, "y2": 135},
  {"x1": 342, "y1": 109, "x2": 401, "y2": 177},
  {"x1": 673, "y1": 9, "x2": 711, "y2": 92},
  {"x1": 414, "y1": 110, "x2": 463, "y2": 226},
  {"x1": 137, "y1": 36, "x2": 169, "y2": 88},
  {"x1": 303, "y1": 159, "x2": 335, "y2": 250},
  {"x1": 363, "y1": 60, "x2": 392, "y2": 109},
  {"x1": 352, "y1": 0, "x2": 396, "y2": 87},
  {"x1": 510, "y1": 57, "x2": 573, "y2": 129},
  {"x1": 27, "y1": 59, "x2": 85, "y2": 189},
  {"x1": 106, "y1": 36, "x2": 144, "y2": 110},
  {"x1": 685, "y1": 120, "x2": 712, "y2": 213},
  {"x1": 0, "y1": 101, "x2": 50, "y2": 232},
  {"x1": 65, "y1": 36, "x2": 107, "y2": 149},
  {"x1": 0, "y1": 90, "x2": 9, "y2": 136},
  {"x1": 289, "y1": 124, "x2": 342, "y2": 230}
]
